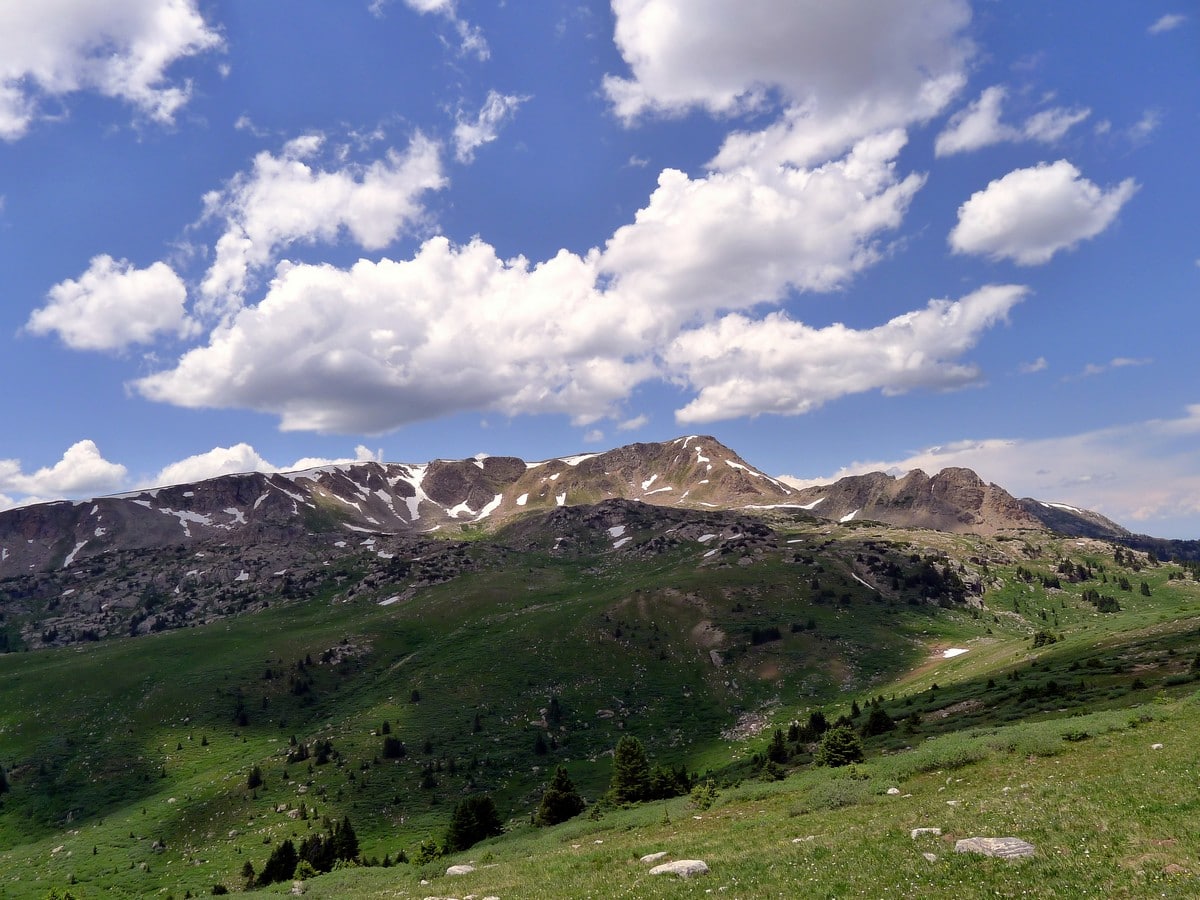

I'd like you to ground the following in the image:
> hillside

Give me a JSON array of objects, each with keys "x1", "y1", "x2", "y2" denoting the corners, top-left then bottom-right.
[{"x1": 1, "y1": 491, "x2": 1199, "y2": 896}]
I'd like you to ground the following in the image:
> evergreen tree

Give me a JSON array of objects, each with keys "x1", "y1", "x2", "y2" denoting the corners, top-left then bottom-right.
[
  {"x1": 259, "y1": 839, "x2": 298, "y2": 885},
  {"x1": 444, "y1": 795, "x2": 504, "y2": 852},
  {"x1": 0, "y1": 766, "x2": 8, "y2": 795},
  {"x1": 814, "y1": 725, "x2": 865, "y2": 767},
  {"x1": 536, "y1": 765, "x2": 585, "y2": 826},
  {"x1": 333, "y1": 816, "x2": 359, "y2": 862},
  {"x1": 767, "y1": 727, "x2": 789, "y2": 763},
  {"x1": 860, "y1": 707, "x2": 895, "y2": 737},
  {"x1": 608, "y1": 735, "x2": 651, "y2": 803}
]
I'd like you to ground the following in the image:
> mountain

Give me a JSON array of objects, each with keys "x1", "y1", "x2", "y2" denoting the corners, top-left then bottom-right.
[
  {"x1": 0, "y1": 436, "x2": 792, "y2": 577},
  {"x1": 782, "y1": 467, "x2": 1042, "y2": 536}
]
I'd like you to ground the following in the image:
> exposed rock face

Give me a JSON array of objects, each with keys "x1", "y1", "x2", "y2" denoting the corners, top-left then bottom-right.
[
  {"x1": 785, "y1": 467, "x2": 1042, "y2": 535},
  {"x1": 954, "y1": 837, "x2": 1036, "y2": 859}
]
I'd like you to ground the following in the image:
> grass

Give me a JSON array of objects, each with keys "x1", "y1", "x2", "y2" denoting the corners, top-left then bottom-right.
[{"x1": 0, "y1": 518, "x2": 1197, "y2": 896}]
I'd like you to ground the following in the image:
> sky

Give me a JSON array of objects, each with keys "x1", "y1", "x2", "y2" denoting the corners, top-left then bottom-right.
[{"x1": 0, "y1": 1, "x2": 1198, "y2": 538}]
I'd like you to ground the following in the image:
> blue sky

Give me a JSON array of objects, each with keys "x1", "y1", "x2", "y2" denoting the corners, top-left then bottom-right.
[{"x1": 1, "y1": 1, "x2": 1197, "y2": 537}]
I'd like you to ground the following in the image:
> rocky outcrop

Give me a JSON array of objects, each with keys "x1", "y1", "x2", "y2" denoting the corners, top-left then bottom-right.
[{"x1": 785, "y1": 468, "x2": 1043, "y2": 535}]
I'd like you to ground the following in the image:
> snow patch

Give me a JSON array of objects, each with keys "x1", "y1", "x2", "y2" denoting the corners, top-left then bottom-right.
[
  {"x1": 703, "y1": 548, "x2": 719, "y2": 558},
  {"x1": 698, "y1": 533, "x2": 717, "y2": 543},
  {"x1": 799, "y1": 497, "x2": 826, "y2": 510},
  {"x1": 549, "y1": 472, "x2": 561, "y2": 481},
  {"x1": 943, "y1": 647, "x2": 969, "y2": 659},
  {"x1": 94, "y1": 527, "x2": 107, "y2": 538},
  {"x1": 389, "y1": 464, "x2": 430, "y2": 521},
  {"x1": 645, "y1": 486, "x2": 673, "y2": 495},
  {"x1": 850, "y1": 573, "x2": 875, "y2": 591},
  {"x1": 612, "y1": 537, "x2": 632, "y2": 549},
  {"x1": 516, "y1": 493, "x2": 529, "y2": 506},
  {"x1": 608, "y1": 525, "x2": 627, "y2": 538},
  {"x1": 63, "y1": 541, "x2": 87, "y2": 568},
  {"x1": 234, "y1": 571, "x2": 250, "y2": 582},
  {"x1": 556, "y1": 492, "x2": 567, "y2": 507},
  {"x1": 224, "y1": 507, "x2": 246, "y2": 525},
  {"x1": 641, "y1": 474, "x2": 658, "y2": 491},
  {"x1": 560, "y1": 453, "x2": 598, "y2": 466},
  {"x1": 334, "y1": 541, "x2": 347, "y2": 548},
  {"x1": 379, "y1": 596, "x2": 400, "y2": 606},
  {"x1": 472, "y1": 493, "x2": 503, "y2": 522},
  {"x1": 839, "y1": 509, "x2": 860, "y2": 523},
  {"x1": 253, "y1": 492, "x2": 271, "y2": 509},
  {"x1": 1040, "y1": 501, "x2": 1082, "y2": 513}
]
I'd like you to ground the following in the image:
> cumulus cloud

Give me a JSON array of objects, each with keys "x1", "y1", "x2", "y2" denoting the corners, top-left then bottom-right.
[
  {"x1": 197, "y1": 133, "x2": 445, "y2": 317},
  {"x1": 0, "y1": 440, "x2": 128, "y2": 504},
  {"x1": 779, "y1": 405, "x2": 1200, "y2": 535},
  {"x1": 1148, "y1": 13, "x2": 1186, "y2": 34},
  {"x1": 935, "y1": 85, "x2": 1090, "y2": 156},
  {"x1": 134, "y1": 127, "x2": 943, "y2": 433},
  {"x1": 26, "y1": 255, "x2": 193, "y2": 351},
  {"x1": 137, "y1": 238, "x2": 654, "y2": 432},
  {"x1": 602, "y1": 129, "x2": 924, "y2": 322},
  {"x1": 949, "y1": 161, "x2": 1138, "y2": 264},
  {"x1": 453, "y1": 91, "x2": 528, "y2": 163},
  {"x1": 150, "y1": 443, "x2": 378, "y2": 486},
  {"x1": 665, "y1": 285, "x2": 1026, "y2": 423},
  {"x1": 606, "y1": 0, "x2": 972, "y2": 165},
  {"x1": 0, "y1": 0, "x2": 222, "y2": 140}
]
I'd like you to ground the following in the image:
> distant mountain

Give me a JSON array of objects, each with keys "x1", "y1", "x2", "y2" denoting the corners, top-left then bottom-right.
[
  {"x1": 781, "y1": 467, "x2": 1042, "y2": 536},
  {"x1": 0, "y1": 436, "x2": 794, "y2": 576}
]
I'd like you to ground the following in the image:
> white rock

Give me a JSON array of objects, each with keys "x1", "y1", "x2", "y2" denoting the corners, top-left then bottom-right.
[
  {"x1": 923, "y1": 852, "x2": 939, "y2": 863},
  {"x1": 649, "y1": 859, "x2": 709, "y2": 878},
  {"x1": 1151, "y1": 743, "x2": 1164, "y2": 750},
  {"x1": 446, "y1": 864, "x2": 476, "y2": 875},
  {"x1": 886, "y1": 787, "x2": 901, "y2": 795},
  {"x1": 954, "y1": 837, "x2": 1036, "y2": 859},
  {"x1": 641, "y1": 852, "x2": 668, "y2": 863},
  {"x1": 911, "y1": 828, "x2": 942, "y2": 839}
]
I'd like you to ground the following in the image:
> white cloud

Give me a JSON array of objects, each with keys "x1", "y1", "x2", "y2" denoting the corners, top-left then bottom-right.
[
  {"x1": 602, "y1": 129, "x2": 925, "y2": 323},
  {"x1": 197, "y1": 133, "x2": 445, "y2": 317},
  {"x1": 582, "y1": 429, "x2": 605, "y2": 444},
  {"x1": 935, "y1": 85, "x2": 1089, "y2": 156},
  {"x1": 0, "y1": 0, "x2": 222, "y2": 140},
  {"x1": 949, "y1": 161, "x2": 1138, "y2": 265},
  {"x1": 1023, "y1": 106, "x2": 1090, "y2": 143},
  {"x1": 618, "y1": 414, "x2": 649, "y2": 431},
  {"x1": 136, "y1": 237, "x2": 655, "y2": 432},
  {"x1": 665, "y1": 284, "x2": 1026, "y2": 423},
  {"x1": 1128, "y1": 110, "x2": 1162, "y2": 143},
  {"x1": 381, "y1": 0, "x2": 488, "y2": 60},
  {"x1": 453, "y1": 91, "x2": 528, "y2": 163},
  {"x1": 779, "y1": 405, "x2": 1200, "y2": 535},
  {"x1": 606, "y1": 0, "x2": 972, "y2": 165},
  {"x1": 134, "y1": 128, "x2": 939, "y2": 433},
  {"x1": 26, "y1": 255, "x2": 193, "y2": 351},
  {"x1": 1019, "y1": 357, "x2": 1047, "y2": 374},
  {"x1": 1148, "y1": 13, "x2": 1187, "y2": 34},
  {"x1": 149, "y1": 443, "x2": 378, "y2": 486},
  {"x1": 0, "y1": 440, "x2": 128, "y2": 503},
  {"x1": 935, "y1": 86, "x2": 1016, "y2": 156},
  {"x1": 1070, "y1": 356, "x2": 1152, "y2": 380}
]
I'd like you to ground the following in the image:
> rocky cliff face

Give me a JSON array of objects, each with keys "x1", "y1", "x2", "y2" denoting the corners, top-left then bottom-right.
[{"x1": 785, "y1": 467, "x2": 1043, "y2": 536}]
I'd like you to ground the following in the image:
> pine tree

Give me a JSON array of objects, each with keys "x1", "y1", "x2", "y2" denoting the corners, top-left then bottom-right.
[
  {"x1": 259, "y1": 839, "x2": 298, "y2": 885},
  {"x1": 814, "y1": 725, "x2": 865, "y2": 767},
  {"x1": 444, "y1": 795, "x2": 504, "y2": 852},
  {"x1": 536, "y1": 765, "x2": 585, "y2": 825},
  {"x1": 608, "y1": 735, "x2": 651, "y2": 803}
]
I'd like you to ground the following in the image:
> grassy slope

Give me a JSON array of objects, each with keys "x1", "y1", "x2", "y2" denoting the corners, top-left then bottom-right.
[{"x1": 0, "y1": 520, "x2": 1197, "y2": 897}]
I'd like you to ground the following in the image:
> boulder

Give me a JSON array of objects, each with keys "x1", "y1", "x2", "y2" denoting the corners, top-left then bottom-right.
[
  {"x1": 649, "y1": 859, "x2": 709, "y2": 878},
  {"x1": 954, "y1": 837, "x2": 1035, "y2": 859},
  {"x1": 446, "y1": 863, "x2": 476, "y2": 875},
  {"x1": 911, "y1": 827, "x2": 942, "y2": 839},
  {"x1": 640, "y1": 851, "x2": 668, "y2": 863}
]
